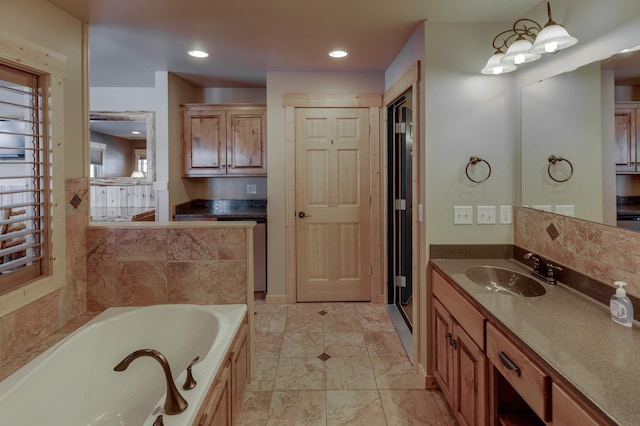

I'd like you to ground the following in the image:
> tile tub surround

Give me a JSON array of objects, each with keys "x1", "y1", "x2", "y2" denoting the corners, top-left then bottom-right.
[
  {"x1": 514, "y1": 206, "x2": 640, "y2": 300},
  {"x1": 0, "y1": 178, "x2": 89, "y2": 368},
  {"x1": 239, "y1": 301, "x2": 455, "y2": 426},
  {"x1": 86, "y1": 222, "x2": 253, "y2": 310},
  {"x1": 432, "y1": 258, "x2": 640, "y2": 426}
]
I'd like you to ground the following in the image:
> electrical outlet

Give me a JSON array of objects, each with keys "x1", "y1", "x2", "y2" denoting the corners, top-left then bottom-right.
[
  {"x1": 453, "y1": 206, "x2": 473, "y2": 225},
  {"x1": 246, "y1": 184, "x2": 257, "y2": 194},
  {"x1": 500, "y1": 205, "x2": 512, "y2": 224},
  {"x1": 476, "y1": 206, "x2": 496, "y2": 224}
]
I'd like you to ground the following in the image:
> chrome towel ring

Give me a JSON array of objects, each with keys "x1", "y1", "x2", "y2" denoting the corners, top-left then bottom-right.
[
  {"x1": 547, "y1": 155, "x2": 573, "y2": 183},
  {"x1": 465, "y1": 156, "x2": 492, "y2": 183}
]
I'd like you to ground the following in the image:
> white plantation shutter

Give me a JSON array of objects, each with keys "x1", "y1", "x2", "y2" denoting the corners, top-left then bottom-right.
[{"x1": 0, "y1": 63, "x2": 47, "y2": 285}]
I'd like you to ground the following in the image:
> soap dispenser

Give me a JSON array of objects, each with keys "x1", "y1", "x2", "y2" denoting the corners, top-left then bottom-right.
[{"x1": 610, "y1": 281, "x2": 634, "y2": 328}]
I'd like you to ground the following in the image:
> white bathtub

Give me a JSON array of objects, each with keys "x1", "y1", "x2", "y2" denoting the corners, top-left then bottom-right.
[{"x1": 0, "y1": 304, "x2": 247, "y2": 426}]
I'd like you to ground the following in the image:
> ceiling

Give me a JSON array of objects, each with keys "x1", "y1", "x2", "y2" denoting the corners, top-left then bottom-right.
[{"x1": 44, "y1": 0, "x2": 544, "y2": 88}]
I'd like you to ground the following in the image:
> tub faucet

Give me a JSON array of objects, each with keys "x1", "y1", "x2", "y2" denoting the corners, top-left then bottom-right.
[
  {"x1": 114, "y1": 349, "x2": 188, "y2": 415},
  {"x1": 523, "y1": 252, "x2": 562, "y2": 284}
]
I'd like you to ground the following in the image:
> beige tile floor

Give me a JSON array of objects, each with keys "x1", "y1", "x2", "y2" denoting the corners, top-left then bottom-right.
[{"x1": 236, "y1": 301, "x2": 457, "y2": 426}]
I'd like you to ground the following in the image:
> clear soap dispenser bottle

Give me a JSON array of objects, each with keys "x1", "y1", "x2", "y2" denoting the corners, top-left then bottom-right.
[{"x1": 610, "y1": 281, "x2": 634, "y2": 328}]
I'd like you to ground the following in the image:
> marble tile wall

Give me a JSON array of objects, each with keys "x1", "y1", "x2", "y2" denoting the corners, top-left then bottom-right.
[
  {"x1": 515, "y1": 206, "x2": 640, "y2": 299},
  {"x1": 86, "y1": 226, "x2": 248, "y2": 310},
  {"x1": 0, "y1": 178, "x2": 88, "y2": 367}
]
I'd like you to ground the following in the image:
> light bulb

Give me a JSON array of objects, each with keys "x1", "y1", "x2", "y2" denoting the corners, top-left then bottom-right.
[
  {"x1": 515, "y1": 54, "x2": 526, "y2": 65},
  {"x1": 545, "y1": 41, "x2": 558, "y2": 53}
]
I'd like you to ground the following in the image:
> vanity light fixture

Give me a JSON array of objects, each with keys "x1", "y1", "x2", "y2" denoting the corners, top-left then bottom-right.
[
  {"x1": 187, "y1": 50, "x2": 209, "y2": 58},
  {"x1": 481, "y1": 1, "x2": 577, "y2": 75},
  {"x1": 329, "y1": 50, "x2": 348, "y2": 58}
]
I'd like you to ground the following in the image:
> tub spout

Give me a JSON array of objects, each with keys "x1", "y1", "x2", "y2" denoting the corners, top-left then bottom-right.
[{"x1": 114, "y1": 349, "x2": 188, "y2": 415}]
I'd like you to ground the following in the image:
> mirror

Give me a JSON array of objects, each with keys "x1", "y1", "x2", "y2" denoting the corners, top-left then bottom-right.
[
  {"x1": 520, "y1": 47, "x2": 640, "y2": 231},
  {"x1": 89, "y1": 112, "x2": 156, "y2": 222}
]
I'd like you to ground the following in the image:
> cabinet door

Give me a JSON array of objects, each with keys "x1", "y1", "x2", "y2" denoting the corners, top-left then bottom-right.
[
  {"x1": 196, "y1": 360, "x2": 231, "y2": 426},
  {"x1": 231, "y1": 322, "x2": 248, "y2": 420},
  {"x1": 183, "y1": 108, "x2": 227, "y2": 176},
  {"x1": 454, "y1": 323, "x2": 487, "y2": 426},
  {"x1": 433, "y1": 298, "x2": 454, "y2": 406},
  {"x1": 226, "y1": 109, "x2": 266, "y2": 175},
  {"x1": 615, "y1": 108, "x2": 637, "y2": 173},
  {"x1": 552, "y1": 383, "x2": 600, "y2": 426}
]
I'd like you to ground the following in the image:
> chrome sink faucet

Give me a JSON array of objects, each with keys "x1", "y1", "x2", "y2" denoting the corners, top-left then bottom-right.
[
  {"x1": 523, "y1": 252, "x2": 562, "y2": 284},
  {"x1": 114, "y1": 349, "x2": 188, "y2": 415}
]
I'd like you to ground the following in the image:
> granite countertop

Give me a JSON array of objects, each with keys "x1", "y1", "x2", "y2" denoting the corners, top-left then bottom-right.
[
  {"x1": 616, "y1": 196, "x2": 640, "y2": 217},
  {"x1": 431, "y1": 258, "x2": 640, "y2": 426},
  {"x1": 173, "y1": 199, "x2": 267, "y2": 220}
]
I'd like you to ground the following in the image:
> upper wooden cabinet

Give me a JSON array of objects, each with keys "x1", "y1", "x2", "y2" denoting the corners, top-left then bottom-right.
[
  {"x1": 182, "y1": 104, "x2": 266, "y2": 177},
  {"x1": 615, "y1": 104, "x2": 639, "y2": 173}
]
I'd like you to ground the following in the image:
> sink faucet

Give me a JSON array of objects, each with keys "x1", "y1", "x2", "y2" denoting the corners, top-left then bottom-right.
[
  {"x1": 114, "y1": 349, "x2": 188, "y2": 415},
  {"x1": 523, "y1": 252, "x2": 562, "y2": 284}
]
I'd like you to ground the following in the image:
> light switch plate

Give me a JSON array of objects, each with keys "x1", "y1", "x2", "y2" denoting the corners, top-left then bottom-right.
[
  {"x1": 477, "y1": 206, "x2": 496, "y2": 224},
  {"x1": 246, "y1": 184, "x2": 257, "y2": 194},
  {"x1": 453, "y1": 206, "x2": 473, "y2": 225},
  {"x1": 499, "y1": 205, "x2": 512, "y2": 224},
  {"x1": 555, "y1": 205, "x2": 575, "y2": 217},
  {"x1": 418, "y1": 204, "x2": 424, "y2": 222}
]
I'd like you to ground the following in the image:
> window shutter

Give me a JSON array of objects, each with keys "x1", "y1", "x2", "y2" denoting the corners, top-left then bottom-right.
[{"x1": 0, "y1": 63, "x2": 46, "y2": 282}]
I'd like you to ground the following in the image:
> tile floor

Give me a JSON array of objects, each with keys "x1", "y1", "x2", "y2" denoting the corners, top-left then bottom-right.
[{"x1": 236, "y1": 300, "x2": 456, "y2": 425}]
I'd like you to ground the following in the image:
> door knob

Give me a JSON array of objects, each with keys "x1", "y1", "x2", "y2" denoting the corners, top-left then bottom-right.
[{"x1": 298, "y1": 211, "x2": 308, "y2": 218}]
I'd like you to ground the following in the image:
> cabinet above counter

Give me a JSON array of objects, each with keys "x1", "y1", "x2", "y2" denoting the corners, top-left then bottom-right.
[
  {"x1": 182, "y1": 104, "x2": 266, "y2": 177},
  {"x1": 173, "y1": 198, "x2": 267, "y2": 221}
]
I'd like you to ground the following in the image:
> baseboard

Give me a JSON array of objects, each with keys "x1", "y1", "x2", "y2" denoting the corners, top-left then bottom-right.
[{"x1": 265, "y1": 294, "x2": 287, "y2": 304}]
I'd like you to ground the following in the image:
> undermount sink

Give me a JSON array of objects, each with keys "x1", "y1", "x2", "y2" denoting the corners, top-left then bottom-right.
[{"x1": 464, "y1": 266, "x2": 546, "y2": 297}]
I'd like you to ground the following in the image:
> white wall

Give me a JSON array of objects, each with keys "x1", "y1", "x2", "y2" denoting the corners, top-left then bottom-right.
[
  {"x1": 203, "y1": 88, "x2": 266, "y2": 104},
  {"x1": 266, "y1": 72, "x2": 384, "y2": 300},
  {"x1": 424, "y1": 22, "x2": 516, "y2": 245}
]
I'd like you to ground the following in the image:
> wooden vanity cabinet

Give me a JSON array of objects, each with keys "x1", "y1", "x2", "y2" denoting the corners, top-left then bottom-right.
[
  {"x1": 432, "y1": 271, "x2": 488, "y2": 426},
  {"x1": 182, "y1": 104, "x2": 266, "y2": 177},
  {"x1": 551, "y1": 383, "x2": 601, "y2": 426},
  {"x1": 194, "y1": 315, "x2": 249, "y2": 426}
]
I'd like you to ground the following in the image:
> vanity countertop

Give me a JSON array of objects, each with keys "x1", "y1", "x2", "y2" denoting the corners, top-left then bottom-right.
[
  {"x1": 431, "y1": 258, "x2": 640, "y2": 426},
  {"x1": 173, "y1": 198, "x2": 267, "y2": 220}
]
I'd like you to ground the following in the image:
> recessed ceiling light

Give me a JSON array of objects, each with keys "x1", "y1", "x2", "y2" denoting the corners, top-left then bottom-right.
[
  {"x1": 329, "y1": 50, "x2": 348, "y2": 58},
  {"x1": 131, "y1": 131, "x2": 141, "y2": 135},
  {"x1": 188, "y1": 50, "x2": 209, "y2": 58}
]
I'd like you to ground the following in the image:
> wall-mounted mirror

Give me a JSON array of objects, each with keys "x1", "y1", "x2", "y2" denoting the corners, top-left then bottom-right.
[
  {"x1": 520, "y1": 46, "x2": 640, "y2": 231},
  {"x1": 89, "y1": 112, "x2": 156, "y2": 222}
]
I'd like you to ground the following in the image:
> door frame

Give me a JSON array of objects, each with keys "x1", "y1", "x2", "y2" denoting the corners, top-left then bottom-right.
[
  {"x1": 283, "y1": 93, "x2": 383, "y2": 304},
  {"x1": 382, "y1": 62, "x2": 421, "y2": 367}
]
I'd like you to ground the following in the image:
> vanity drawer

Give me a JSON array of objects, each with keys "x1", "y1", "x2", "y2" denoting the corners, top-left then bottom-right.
[
  {"x1": 487, "y1": 322, "x2": 551, "y2": 422},
  {"x1": 432, "y1": 270, "x2": 485, "y2": 349}
]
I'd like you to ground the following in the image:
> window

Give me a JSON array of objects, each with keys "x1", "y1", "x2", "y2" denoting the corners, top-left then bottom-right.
[
  {"x1": 0, "y1": 63, "x2": 49, "y2": 289},
  {"x1": 134, "y1": 148, "x2": 147, "y2": 176}
]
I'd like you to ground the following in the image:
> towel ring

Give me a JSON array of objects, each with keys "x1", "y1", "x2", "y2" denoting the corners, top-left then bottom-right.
[
  {"x1": 465, "y1": 156, "x2": 491, "y2": 183},
  {"x1": 547, "y1": 155, "x2": 573, "y2": 183}
]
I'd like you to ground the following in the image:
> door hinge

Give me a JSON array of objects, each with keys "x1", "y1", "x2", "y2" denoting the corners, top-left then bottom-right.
[
  {"x1": 394, "y1": 276, "x2": 407, "y2": 288},
  {"x1": 395, "y1": 122, "x2": 406, "y2": 134},
  {"x1": 369, "y1": 264, "x2": 373, "y2": 275},
  {"x1": 395, "y1": 199, "x2": 406, "y2": 211}
]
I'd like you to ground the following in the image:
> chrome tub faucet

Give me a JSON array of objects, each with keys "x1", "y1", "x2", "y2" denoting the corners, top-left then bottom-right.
[
  {"x1": 114, "y1": 349, "x2": 188, "y2": 415},
  {"x1": 524, "y1": 252, "x2": 562, "y2": 284}
]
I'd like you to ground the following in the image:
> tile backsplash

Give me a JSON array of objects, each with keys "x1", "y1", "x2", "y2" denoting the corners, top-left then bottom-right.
[{"x1": 515, "y1": 206, "x2": 640, "y2": 299}]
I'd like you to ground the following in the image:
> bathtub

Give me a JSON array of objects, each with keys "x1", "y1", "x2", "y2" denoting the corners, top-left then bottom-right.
[{"x1": 0, "y1": 304, "x2": 247, "y2": 426}]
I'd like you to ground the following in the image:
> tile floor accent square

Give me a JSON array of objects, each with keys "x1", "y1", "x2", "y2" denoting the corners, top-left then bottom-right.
[{"x1": 318, "y1": 352, "x2": 331, "y2": 361}]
